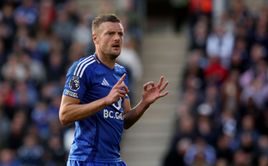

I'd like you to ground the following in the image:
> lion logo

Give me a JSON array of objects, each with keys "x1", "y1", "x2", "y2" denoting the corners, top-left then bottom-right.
[{"x1": 69, "y1": 76, "x2": 80, "y2": 91}]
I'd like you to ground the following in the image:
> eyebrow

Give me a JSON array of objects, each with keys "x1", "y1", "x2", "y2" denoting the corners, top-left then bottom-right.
[{"x1": 105, "y1": 30, "x2": 124, "y2": 35}]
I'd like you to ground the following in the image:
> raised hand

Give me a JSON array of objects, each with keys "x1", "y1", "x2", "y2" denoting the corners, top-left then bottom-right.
[
  {"x1": 142, "y1": 76, "x2": 168, "y2": 105},
  {"x1": 104, "y1": 74, "x2": 129, "y2": 105}
]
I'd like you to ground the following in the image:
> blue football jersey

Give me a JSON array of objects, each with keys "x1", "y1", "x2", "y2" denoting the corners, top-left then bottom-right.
[{"x1": 63, "y1": 54, "x2": 129, "y2": 162}]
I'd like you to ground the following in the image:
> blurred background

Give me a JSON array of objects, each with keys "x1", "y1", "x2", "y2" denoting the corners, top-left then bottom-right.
[{"x1": 0, "y1": 0, "x2": 268, "y2": 166}]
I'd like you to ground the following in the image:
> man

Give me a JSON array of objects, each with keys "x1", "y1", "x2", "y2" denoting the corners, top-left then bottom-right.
[{"x1": 59, "y1": 14, "x2": 168, "y2": 166}]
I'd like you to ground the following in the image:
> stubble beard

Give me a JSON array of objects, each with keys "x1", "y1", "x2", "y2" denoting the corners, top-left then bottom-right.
[
  {"x1": 98, "y1": 45, "x2": 121, "y2": 61},
  {"x1": 109, "y1": 53, "x2": 120, "y2": 60},
  {"x1": 108, "y1": 49, "x2": 121, "y2": 60}
]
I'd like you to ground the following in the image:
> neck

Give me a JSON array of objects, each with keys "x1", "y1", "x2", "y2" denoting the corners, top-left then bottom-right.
[{"x1": 95, "y1": 50, "x2": 116, "y2": 69}]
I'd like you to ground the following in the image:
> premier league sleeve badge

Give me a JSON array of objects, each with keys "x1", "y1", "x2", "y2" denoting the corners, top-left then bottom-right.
[{"x1": 69, "y1": 75, "x2": 80, "y2": 91}]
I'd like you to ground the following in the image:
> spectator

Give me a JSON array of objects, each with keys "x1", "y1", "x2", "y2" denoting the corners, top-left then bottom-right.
[
  {"x1": 31, "y1": 102, "x2": 50, "y2": 140},
  {"x1": 6, "y1": 111, "x2": 27, "y2": 150},
  {"x1": 230, "y1": 37, "x2": 249, "y2": 72},
  {"x1": 184, "y1": 137, "x2": 216, "y2": 166},
  {"x1": 1, "y1": 53, "x2": 27, "y2": 82},
  {"x1": 46, "y1": 134, "x2": 66, "y2": 165},
  {"x1": 240, "y1": 59, "x2": 268, "y2": 109},
  {"x1": 38, "y1": 0, "x2": 56, "y2": 32},
  {"x1": 0, "y1": 3, "x2": 16, "y2": 53},
  {"x1": 17, "y1": 133, "x2": 44, "y2": 166},
  {"x1": 163, "y1": 114, "x2": 195, "y2": 166},
  {"x1": 20, "y1": 51, "x2": 46, "y2": 83},
  {"x1": 0, "y1": 108, "x2": 9, "y2": 148},
  {"x1": 72, "y1": 14, "x2": 92, "y2": 46},
  {"x1": 0, "y1": 39, "x2": 7, "y2": 70},
  {"x1": 206, "y1": 22, "x2": 235, "y2": 67},
  {"x1": 46, "y1": 49, "x2": 65, "y2": 82},
  {"x1": 189, "y1": 16, "x2": 209, "y2": 51},
  {"x1": 0, "y1": 81, "x2": 16, "y2": 119},
  {"x1": 14, "y1": 81, "x2": 38, "y2": 111},
  {"x1": 0, "y1": 148, "x2": 20, "y2": 166},
  {"x1": 52, "y1": 9, "x2": 74, "y2": 47},
  {"x1": 14, "y1": 0, "x2": 38, "y2": 27},
  {"x1": 215, "y1": 134, "x2": 234, "y2": 164},
  {"x1": 181, "y1": 49, "x2": 205, "y2": 92},
  {"x1": 258, "y1": 155, "x2": 268, "y2": 166},
  {"x1": 204, "y1": 57, "x2": 228, "y2": 84},
  {"x1": 221, "y1": 70, "x2": 240, "y2": 112}
]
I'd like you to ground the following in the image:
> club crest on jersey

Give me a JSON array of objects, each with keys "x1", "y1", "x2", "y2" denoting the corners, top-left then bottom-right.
[{"x1": 69, "y1": 76, "x2": 80, "y2": 91}]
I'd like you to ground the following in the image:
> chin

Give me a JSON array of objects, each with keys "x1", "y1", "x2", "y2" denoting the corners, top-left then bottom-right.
[
  {"x1": 111, "y1": 54, "x2": 120, "y2": 60},
  {"x1": 110, "y1": 52, "x2": 121, "y2": 59}
]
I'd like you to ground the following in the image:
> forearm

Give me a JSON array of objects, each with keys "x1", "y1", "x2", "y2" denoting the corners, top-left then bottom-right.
[
  {"x1": 123, "y1": 99, "x2": 150, "y2": 129},
  {"x1": 59, "y1": 97, "x2": 108, "y2": 125}
]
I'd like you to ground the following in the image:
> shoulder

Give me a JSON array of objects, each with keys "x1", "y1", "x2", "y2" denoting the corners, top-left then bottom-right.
[
  {"x1": 114, "y1": 63, "x2": 127, "y2": 74},
  {"x1": 67, "y1": 55, "x2": 97, "y2": 78},
  {"x1": 114, "y1": 63, "x2": 129, "y2": 86}
]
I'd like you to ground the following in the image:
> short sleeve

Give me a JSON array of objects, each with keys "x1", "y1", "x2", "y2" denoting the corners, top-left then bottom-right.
[{"x1": 63, "y1": 62, "x2": 88, "y2": 100}]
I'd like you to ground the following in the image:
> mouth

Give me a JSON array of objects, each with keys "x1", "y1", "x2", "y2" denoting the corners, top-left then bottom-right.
[{"x1": 112, "y1": 44, "x2": 120, "y2": 49}]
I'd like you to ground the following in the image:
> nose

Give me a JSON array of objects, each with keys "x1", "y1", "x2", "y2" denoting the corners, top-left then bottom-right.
[{"x1": 114, "y1": 33, "x2": 122, "y2": 41}]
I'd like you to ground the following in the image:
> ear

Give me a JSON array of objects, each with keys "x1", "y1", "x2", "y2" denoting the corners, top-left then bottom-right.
[{"x1": 92, "y1": 33, "x2": 97, "y2": 44}]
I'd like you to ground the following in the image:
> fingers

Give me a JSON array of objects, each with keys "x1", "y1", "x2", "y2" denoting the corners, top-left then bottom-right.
[
  {"x1": 160, "y1": 81, "x2": 168, "y2": 93},
  {"x1": 106, "y1": 74, "x2": 129, "y2": 104},
  {"x1": 118, "y1": 89, "x2": 128, "y2": 97},
  {"x1": 108, "y1": 85, "x2": 128, "y2": 104},
  {"x1": 157, "y1": 76, "x2": 168, "y2": 92},
  {"x1": 145, "y1": 76, "x2": 168, "y2": 90},
  {"x1": 143, "y1": 81, "x2": 155, "y2": 91},
  {"x1": 157, "y1": 76, "x2": 164, "y2": 88},
  {"x1": 115, "y1": 73, "x2": 126, "y2": 86},
  {"x1": 114, "y1": 73, "x2": 129, "y2": 93},
  {"x1": 119, "y1": 83, "x2": 129, "y2": 93},
  {"x1": 159, "y1": 91, "x2": 169, "y2": 98}
]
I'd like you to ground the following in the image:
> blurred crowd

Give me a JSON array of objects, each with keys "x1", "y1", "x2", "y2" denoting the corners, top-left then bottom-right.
[
  {"x1": 164, "y1": 0, "x2": 268, "y2": 166},
  {"x1": 0, "y1": 0, "x2": 142, "y2": 165}
]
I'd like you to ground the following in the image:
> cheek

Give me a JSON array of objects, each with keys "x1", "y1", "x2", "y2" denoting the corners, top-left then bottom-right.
[
  {"x1": 99, "y1": 40, "x2": 107, "y2": 48},
  {"x1": 101, "y1": 38, "x2": 110, "y2": 47}
]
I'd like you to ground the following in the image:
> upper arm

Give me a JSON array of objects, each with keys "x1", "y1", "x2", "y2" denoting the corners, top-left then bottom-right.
[
  {"x1": 59, "y1": 94, "x2": 80, "y2": 125},
  {"x1": 60, "y1": 95, "x2": 80, "y2": 110},
  {"x1": 59, "y1": 60, "x2": 92, "y2": 124}
]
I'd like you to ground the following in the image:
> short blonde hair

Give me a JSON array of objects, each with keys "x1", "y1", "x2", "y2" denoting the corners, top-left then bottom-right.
[{"x1": 92, "y1": 14, "x2": 121, "y2": 33}]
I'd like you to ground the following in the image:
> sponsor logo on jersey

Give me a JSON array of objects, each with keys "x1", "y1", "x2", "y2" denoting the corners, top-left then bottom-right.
[
  {"x1": 64, "y1": 89, "x2": 78, "y2": 98},
  {"x1": 101, "y1": 78, "x2": 110, "y2": 87},
  {"x1": 103, "y1": 109, "x2": 123, "y2": 120}
]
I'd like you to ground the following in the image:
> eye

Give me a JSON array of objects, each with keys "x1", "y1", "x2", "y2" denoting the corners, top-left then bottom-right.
[
  {"x1": 108, "y1": 32, "x2": 114, "y2": 35},
  {"x1": 118, "y1": 32, "x2": 123, "y2": 37}
]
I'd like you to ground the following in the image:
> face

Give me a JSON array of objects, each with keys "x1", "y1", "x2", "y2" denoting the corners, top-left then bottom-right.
[{"x1": 93, "y1": 22, "x2": 124, "y2": 60}]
